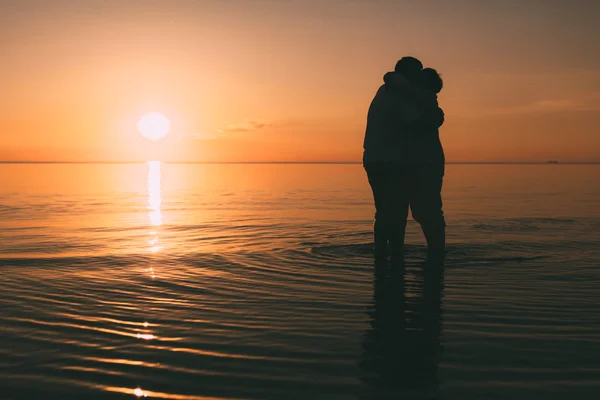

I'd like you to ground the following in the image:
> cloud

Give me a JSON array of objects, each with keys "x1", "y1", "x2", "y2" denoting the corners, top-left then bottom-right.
[
  {"x1": 459, "y1": 93, "x2": 600, "y2": 117},
  {"x1": 179, "y1": 120, "x2": 275, "y2": 142},
  {"x1": 527, "y1": 98, "x2": 599, "y2": 112},
  {"x1": 218, "y1": 120, "x2": 274, "y2": 134}
]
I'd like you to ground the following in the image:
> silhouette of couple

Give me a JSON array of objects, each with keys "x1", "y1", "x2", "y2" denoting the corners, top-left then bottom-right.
[{"x1": 363, "y1": 56, "x2": 446, "y2": 264}]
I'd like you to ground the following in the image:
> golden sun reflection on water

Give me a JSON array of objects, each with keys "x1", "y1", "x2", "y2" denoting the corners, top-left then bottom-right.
[
  {"x1": 138, "y1": 161, "x2": 161, "y2": 348},
  {"x1": 136, "y1": 333, "x2": 156, "y2": 340},
  {"x1": 147, "y1": 161, "x2": 163, "y2": 228},
  {"x1": 147, "y1": 161, "x2": 162, "y2": 280},
  {"x1": 101, "y1": 385, "x2": 224, "y2": 400},
  {"x1": 103, "y1": 385, "x2": 237, "y2": 400}
]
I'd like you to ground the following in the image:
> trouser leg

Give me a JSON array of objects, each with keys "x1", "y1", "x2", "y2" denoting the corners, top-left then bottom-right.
[
  {"x1": 365, "y1": 163, "x2": 390, "y2": 259},
  {"x1": 365, "y1": 163, "x2": 410, "y2": 260},
  {"x1": 386, "y1": 165, "x2": 410, "y2": 262},
  {"x1": 410, "y1": 163, "x2": 446, "y2": 258}
]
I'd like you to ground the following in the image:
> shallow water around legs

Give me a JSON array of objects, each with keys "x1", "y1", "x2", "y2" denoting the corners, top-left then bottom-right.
[{"x1": 1, "y1": 163, "x2": 599, "y2": 399}]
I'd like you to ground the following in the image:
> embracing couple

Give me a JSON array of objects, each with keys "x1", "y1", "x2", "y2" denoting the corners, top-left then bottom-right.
[{"x1": 363, "y1": 56, "x2": 446, "y2": 265}]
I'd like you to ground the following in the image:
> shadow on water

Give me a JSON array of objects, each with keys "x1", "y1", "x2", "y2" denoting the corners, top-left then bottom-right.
[{"x1": 359, "y1": 259, "x2": 445, "y2": 399}]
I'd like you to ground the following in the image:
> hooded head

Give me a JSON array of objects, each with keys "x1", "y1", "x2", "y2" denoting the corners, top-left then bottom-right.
[
  {"x1": 420, "y1": 68, "x2": 443, "y2": 93},
  {"x1": 394, "y1": 56, "x2": 423, "y2": 83}
]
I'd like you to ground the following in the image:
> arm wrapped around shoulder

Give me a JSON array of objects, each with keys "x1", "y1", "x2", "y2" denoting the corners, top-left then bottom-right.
[{"x1": 412, "y1": 106, "x2": 445, "y2": 130}]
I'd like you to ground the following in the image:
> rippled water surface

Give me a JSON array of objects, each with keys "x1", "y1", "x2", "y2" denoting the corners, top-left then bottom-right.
[{"x1": 1, "y1": 163, "x2": 599, "y2": 400}]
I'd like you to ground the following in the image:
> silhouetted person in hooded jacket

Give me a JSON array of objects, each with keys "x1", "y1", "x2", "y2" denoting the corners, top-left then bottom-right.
[{"x1": 363, "y1": 57, "x2": 446, "y2": 263}]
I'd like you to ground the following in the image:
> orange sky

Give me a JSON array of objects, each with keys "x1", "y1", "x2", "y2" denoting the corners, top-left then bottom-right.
[{"x1": 1, "y1": 0, "x2": 599, "y2": 162}]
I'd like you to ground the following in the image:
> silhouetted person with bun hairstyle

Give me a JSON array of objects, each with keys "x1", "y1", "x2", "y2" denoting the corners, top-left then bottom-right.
[{"x1": 363, "y1": 57, "x2": 446, "y2": 266}]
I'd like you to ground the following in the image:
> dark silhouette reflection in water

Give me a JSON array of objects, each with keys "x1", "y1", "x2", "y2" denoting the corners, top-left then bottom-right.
[{"x1": 359, "y1": 260, "x2": 445, "y2": 399}]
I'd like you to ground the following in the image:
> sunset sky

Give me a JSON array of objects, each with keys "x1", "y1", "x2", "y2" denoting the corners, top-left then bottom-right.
[{"x1": 2, "y1": 0, "x2": 599, "y2": 162}]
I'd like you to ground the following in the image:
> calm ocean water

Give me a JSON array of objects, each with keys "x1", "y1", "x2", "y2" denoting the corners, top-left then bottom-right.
[{"x1": 1, "y1": 163, "x2": 599, "y2": 400}]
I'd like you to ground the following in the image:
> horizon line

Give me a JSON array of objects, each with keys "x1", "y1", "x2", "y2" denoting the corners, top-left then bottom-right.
[{"x1": 1, "y1": 161, "x2": 599, "y2": 165}]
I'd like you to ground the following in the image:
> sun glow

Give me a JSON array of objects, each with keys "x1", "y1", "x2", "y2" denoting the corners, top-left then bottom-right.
[{"x1": 137, "y1": 112, "x2": 171, "y2": 142}]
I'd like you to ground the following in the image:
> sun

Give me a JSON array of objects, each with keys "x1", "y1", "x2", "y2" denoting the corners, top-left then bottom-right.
[{"x1": 137, "y1": 112, "x2": 171, "y2": 142}]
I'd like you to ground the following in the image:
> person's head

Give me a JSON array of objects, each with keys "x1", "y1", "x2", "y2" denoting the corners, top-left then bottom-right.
[
  {"x1": 420, "y1": 68, "x2": 443, "y2": 93},
  {"x1": 394, "y1": 56, "x2": 423, "y2": 82}
]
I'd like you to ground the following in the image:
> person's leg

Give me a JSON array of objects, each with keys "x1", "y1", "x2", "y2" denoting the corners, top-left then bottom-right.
[
  {"x1": 386, "y1": 164, "x2": 410, "y2": 263},
  {"x1": 365, "y1": 163, "x2": 410, "y2": 261},
  {"x1": 365, "y1": 163, "x2": 391, "y2": 259},
  {"x1": 409, "y1": 163, "x2": 446, "y2": 259}
]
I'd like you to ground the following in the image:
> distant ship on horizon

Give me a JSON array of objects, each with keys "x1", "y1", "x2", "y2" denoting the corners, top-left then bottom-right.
[{"x1": 547, "y1": 160, "x2": 559, "y2": 164}]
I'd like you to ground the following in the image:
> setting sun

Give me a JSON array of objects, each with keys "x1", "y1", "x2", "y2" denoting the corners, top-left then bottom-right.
[{"x1": 137, "y1": 112, "x2": 171, "y2": 142}]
